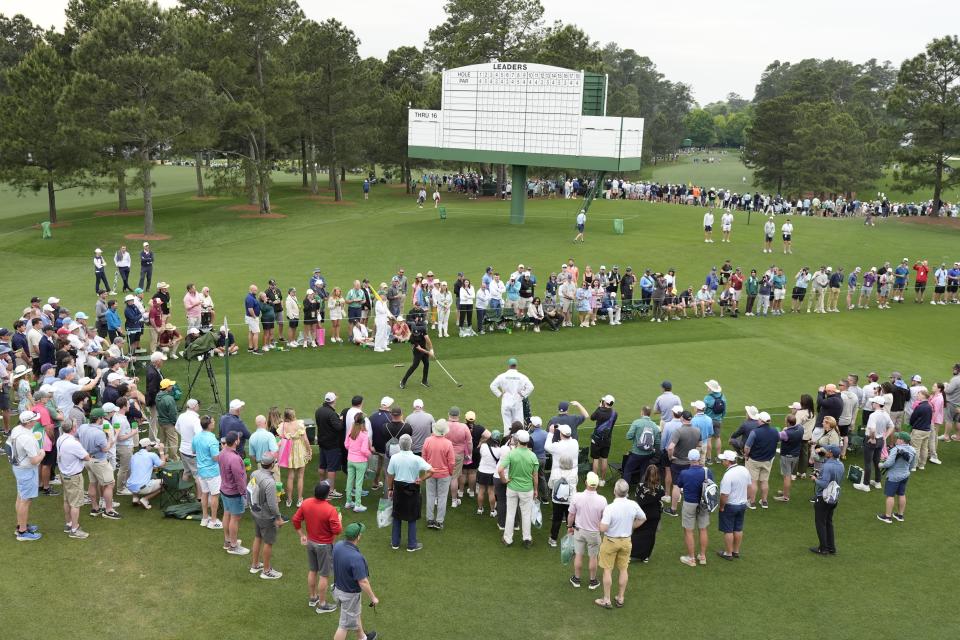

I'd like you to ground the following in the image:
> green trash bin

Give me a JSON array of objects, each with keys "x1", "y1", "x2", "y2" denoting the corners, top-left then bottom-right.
[
  {"x1": 613, "y1": 218, "x2": 624, "y2": 235},
  {"x1": 439, "y1": 206, "x2": 447, "y2": 221},
  {"x1": 41, "y1": 221, "x2": 52, "y2": 239}
]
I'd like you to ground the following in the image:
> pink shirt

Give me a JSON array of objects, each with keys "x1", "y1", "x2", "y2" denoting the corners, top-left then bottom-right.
[
  {"x1": 444, "y1": 420, "x2": 473, "y2": 461},
  {"x1": 422, "y1": 435, "x2": 455, "y2": 478},
  {"x1": 568, "y1": 489, "x2": 608, "y2": 532},
  {"x1": 345, "y1": 429, "x2": 371, "y2": 463},
  {"x1": 930, "y1": 393, "x2": 944, "y2": 425},
  {"x1": 183, "y1": 291, "x2": 203, "y2": 319}
]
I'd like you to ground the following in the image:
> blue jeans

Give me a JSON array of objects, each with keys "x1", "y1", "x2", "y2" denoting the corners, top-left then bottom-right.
[{"x1": 391, "y1": 518, "x2": 418, "y2": 549}]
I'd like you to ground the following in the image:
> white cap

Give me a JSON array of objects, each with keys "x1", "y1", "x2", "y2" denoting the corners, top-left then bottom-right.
[
  {"x1": 188, "y1": 327, "x2": 200, "y2": 335},
  {"x1": 48, "y1": 296, "x2": 60, "y2": 304},
  {"x1": 139, "y1": 437, "x2": 157, "y2": 448},
  {"x1": 143, "y1": 241, "x2": 150, "y2": 246},
  {"x1": 150, "y1": 352, "x2": 167, "y2": 362},
  {"x1": 601, "y1": 394, "x2": 615, "y2": 404},
  {"x1": 77, "y1": 377, "x2": 91, "y2": 386},
  {"x1": 530, "y1": 416, "x2": 542, "y2": 427},
  {"x1": 413, "y1": 399, "x2": 424, "y2": 409},
  {"x1": 515, "y1": 430, "x2": 530, "y2": 443},
  {"x1": 380, "y1": 396, "x2": 394, "y2": 408},
  {"x1": 672, "y1": 405, "x2": 684, "y2": 415},
  {"x1": 688, "y1": 449, "x2": 701, "y2": 461},
  {"x1": 101, "y1": 402, "x2": 119, "y2": 413},
  {"x1": 757, "y1": 411, "x2": 771, "y2": 423},
  {"x1": 324, "y1": 392, "x2": 337, "y2": 403},
  {"x1": 911, "y1": 374, "x2": 922, "y2": 382},
  {"x1": 306, "y1": 289, "x2": 315, "y2": 295},
  {"x1": 107, "y1": 372, "x2": 124, "y2": 383},
  {"x1": 185, "y1": 398, "x2": 199, "y2": 409},
  {"x1": 229, "y1": 399, "x2": 245, "y2": 411},
  {"x1": 691, "y1": 400, "x2": 706, "y2": 411},
  {"x1": 717, "y1": 450, "x2": 737, "y2": 462},
  {"x1": 18, "y1": 410, "x2": 39, "y2": 423},
  {"x1": 788, "y1": 401, "x2": 802, "y2": 410},
  {"x1": 95, "y1": 247, "x2": 102, "y2": 253},
  {"x1": 870, "y1": 396, "x2": 886, "y2": 406},
  {"x1": 558, "y1": 424, "x2": 572, "y2": 437}
]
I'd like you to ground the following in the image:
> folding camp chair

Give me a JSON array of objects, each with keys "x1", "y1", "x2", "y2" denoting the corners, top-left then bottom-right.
[
  {"x1": 483, "y1": 307, "x2": 503, "y2": 332},
  {"x1": 577, "y1": 446, "x2": 592, "y2": 478},
  {"x1": 158, "y1": 462, "x2": 195, "y2": 508}
]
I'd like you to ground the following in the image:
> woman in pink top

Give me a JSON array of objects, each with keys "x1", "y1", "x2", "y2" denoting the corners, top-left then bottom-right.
[
  {"x1": 183, "y1": 283, "x2": 203, "y2": 330},
  {"x1": 929, "y1": 382, "x2": 945, "y2": 462},
  {"x1": 423, "y1": 420, "x2": 455, "y2": 528},
  {"x1": 344, "y1": 413, "x2": 371, "y2": 512}
]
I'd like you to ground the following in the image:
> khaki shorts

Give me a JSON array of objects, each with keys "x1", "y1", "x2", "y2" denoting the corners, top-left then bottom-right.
[
  {"x1": 334, "y1": 588, "x2": 362, "y2": 630},
  {"x1": 85, "y1": 459, "x2": 115, "y2": 486},
  {"x1": 598, "y1": 536, "x2": 631, "y2": 571},
  {"x1": 181, "y1": 454, "x2": 198, "y2": 480},
  {"x1": 574, "y1": 528, "x2": 601, "y2": 557},
  {"x1": 453, "y1": 454, "x2": 465, "y2": 479},
  {"x1": 681, "y1": 501, "x2": 710, "y2": 530},
  {"x1": 245, "y1": 316, "x2": 261, "y2": 334},
  {"x1": 136, "y1": 479, "x2": 162, "y2": 495},
  {"x1": 746, "y1": 458, "x2": 773, "y2": 483},
  {"x1": 63, "y1": 473, "x2": 85, "y2": 508}
]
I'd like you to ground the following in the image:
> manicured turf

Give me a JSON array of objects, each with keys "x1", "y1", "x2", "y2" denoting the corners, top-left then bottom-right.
[{"x1": 1, "y1": 179, "x2": 959, "y2": 639}]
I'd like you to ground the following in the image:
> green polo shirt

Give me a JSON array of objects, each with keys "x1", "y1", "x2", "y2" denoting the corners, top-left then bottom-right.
[
  {"x1": 625, "y1": 416, "x2": 660, "y2": 456},
  {"x1": 502, "y1": 446, "x2": 539, "y2": 492}
]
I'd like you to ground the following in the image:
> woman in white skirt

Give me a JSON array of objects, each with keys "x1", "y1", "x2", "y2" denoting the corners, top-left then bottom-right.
[
  {"x1": 435, "y1": 281, "x2": 453, "y2": 337},
  {"x1": 328, "y1": 287, "x2": 345, "y2": 343}
]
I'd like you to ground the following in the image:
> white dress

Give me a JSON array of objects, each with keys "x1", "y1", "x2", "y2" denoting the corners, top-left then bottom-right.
[{"x1": 374, "y1": 299, "x2": 391, "y2": 351}]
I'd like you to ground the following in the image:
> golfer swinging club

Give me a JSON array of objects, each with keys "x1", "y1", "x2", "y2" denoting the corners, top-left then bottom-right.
[
  {"x1": 399, "y1": 314, "x2": 433, "y2": 389},
  {"x1": 489, "y1": 357, "x2": 534, "y2": 429}
]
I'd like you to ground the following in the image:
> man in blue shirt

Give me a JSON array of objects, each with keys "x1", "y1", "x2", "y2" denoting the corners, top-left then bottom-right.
[
  {"x1": 811, "y1": 445, "x2": 844, "y2": 555},
  {"x1": 703, "y1": 380, "x2": 727, "y2": 464},
  {"x1": 776, "y1": 415, "x2": 804, "y2": 501},
  {"x1": 138, "y1": 242, "x2": 154, "y2": 290},
  {"x1": 676, "y1": 450, "x2": 713, "y2": 566},
  {"x1": 386, "y1": 434, "x2": 433, "y2": 551},
  {"x1": 244, "y1": 284, "x2": 262, "y2": 354},
  {"x1": 743, "y1": 412, "x2": 778, "y2": 509},
  {"x1": 219, "y1": 399, "x2": 251, "y2": 459},
  {"x1": 892, "y1": 259, "x2": 910, "y2": 303},
  {"x1": 127, "y1": 438, "x2": 167, "y2": 509},
  {"x1": 333, "y1": 522, "x2": 379, "y2": 640}
]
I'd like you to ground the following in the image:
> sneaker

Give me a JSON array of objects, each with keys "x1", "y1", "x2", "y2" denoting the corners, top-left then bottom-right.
[
  {"x1": 102, "y1": 510, "x2": 122, "y2": 520},
  {"x1": 451, "y1": 499, "x2": 460, "y2": 508},
  {"x1": 929, "y1": 457, "x2": 941, "y2": 465},
  {"x1": 760, "y1": 500, "x2": 769, "y2": 509},
  {"x1": 774, "y1": 496, "x2": 790, "y2": 502},
  {"x1": 89, "y1": 508, "x2": 102, "y2": 518},
  {"x1": 200, "y1": 517, "x2": 210, "y2": 528},
  {"x1": 365, "y1": 632, "x2": 378, "y2": 640},
  {"x1": 140, "y1": 498, "x2": 152, "y2": 510},
  {"x1": 569, "y1": 575, "x2": 582, "y2": 588},
  {"x1": 315, "y1": 603, "x2": 338, "y2": 614},
  {"x1": 436, "y1": 521, "x2": 444, "y2": 530},
  {"x1": 476, "y1": 508, "x2": 484, "y2": 515},
  {"x1": 870, "y1": 481, "x2": 881, "y2": 489},
  {"x1": 68, "y1": 528, "x2": 90, "y2": 539},
  {"x1": 117, "y1": 488, "x2": 132, "y2": 496},
  {"x1": 680, "y1": 555, "x2": 697, "y2": 567},
  {"x1": 747, "y1": 502, "x2": 757, "y2": 510},
  {"x1": 353, "y1": 505, "x2": 367, "y2": 513},
  {"x1": 344, "y1": 503, "x2": 355, "y2": 510},
  {"x1": 207, "y1": 519, "x2": 223, "y2": 529},
  {"x1": 426, "y1": 520, "x2": 437, "y2": 529},
  {"x1": 489, "y1": 509, "x2": 497, "y2": 518},
  {"x1": 598, "y1": 480, "x2": 606, "y2": 487},
  {"x1": 50, "y1": 477, "x2": 62, "y2": 486},
  {"x1": 329, "y1": 490, "x2": 343, "y2": 499},
  {"x1": 522, "y1": 540, "x2": 532, "y2": 549},
  {"x1": 63, "y1": 524, "x2": 72, "y2": 533},
  {"x1": 660, "y1": 495, "x2": 671, "y2": 503},
  {"x1": 407, "y1": 543, "x2": 423, "y2": 552},
  {"x1": 662, "y1": 507, "x2": 678, "y2": 517},
  {"x1": 227, "y1": 545, "x2": 251, "y2": 555},
  {"x1": 548, "y1": 538, "x2": 558, "y2": 548},
  {"x1": 260, "y1": 569, "x2": 283, "y2": 580},
  {"x1": 41, "y1": 488, "x2": 60, "y2": 496},
  {"x1": 16, "y1": 530, "x2": 42, "y2": 541},
  {"x1": 249, "y1": 563, "x2": 263, "y2": 574},
  {"x1": 588, "y1": 579, "x2": 600, "y2": 590},
  {"x1": 892, "y1": 513, "x2": 904, "y2": 522},
  {"x1": 391, "y1": 544, "x2": 400, "y2": 550},
  {"x1": 852, "y1": 483, "x2": 870, "y2": 492},
  {"x1": 876, "y1": 514, "x2": 893, "y2": 524},
  {"x1": 308, "y1": 597, "x2": 320, "y2": 608}
]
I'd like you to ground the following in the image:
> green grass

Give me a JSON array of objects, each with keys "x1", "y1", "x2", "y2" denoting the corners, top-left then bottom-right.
[{"x1": 2, "y1": 180, "x2": 959, "y2": 639}]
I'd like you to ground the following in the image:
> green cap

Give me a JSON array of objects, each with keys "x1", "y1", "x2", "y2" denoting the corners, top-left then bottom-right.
[
  {"x1": 90, "y1": 408, "x2": 106, "y2": 419},
  {"x1": 896, "y1": 431, "x2": 911, "y2": 443},
  {"x1": 134, "y1": 287, "x2": 143, "y2": 294},
  {"x1": 344, "y1": 522, "x2": 365, "y2": 539},
  {"x1": 507, "y1": 357, "x2": 518, "y2": 367}
]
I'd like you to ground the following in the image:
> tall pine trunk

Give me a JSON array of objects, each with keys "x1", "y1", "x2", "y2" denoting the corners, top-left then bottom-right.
[
  {"x1": 309, "y1": 137, "x2": 318, "y2": 195},
  {"x1": 142, "y1": 151, "x2": 154, "y2": 235},
  {"x1": 195, "y1": 152, "x2": 205, "y2": 197},
  {"x1": 245, "y1": 141, "x2": 257, "y2": 205},
  {"x1": 301, "y1": 135, "x2": 308, "y2": 188},
  {"x1": 46, "y1": 178, "x2": 58, "y2": 224},
  {"x1": 117, "y1": 167, "x2": 128, "y2": 212}
]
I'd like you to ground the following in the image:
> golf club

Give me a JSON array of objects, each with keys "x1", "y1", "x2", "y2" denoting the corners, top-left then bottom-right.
[{"x1": 433, "y1": 356, "x2": 463, "y2": 387}]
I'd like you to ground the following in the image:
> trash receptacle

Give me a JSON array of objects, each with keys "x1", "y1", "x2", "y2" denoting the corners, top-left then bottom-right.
[
  {"x1": 41, "y1": 221, "x2": 52, "y2": 239},
  {"x1": 439, "y1": 206, "x2": 447, "y2": 220},
  {"x1": 613, "y1": 218, "x2": 624, "y2": 235}
]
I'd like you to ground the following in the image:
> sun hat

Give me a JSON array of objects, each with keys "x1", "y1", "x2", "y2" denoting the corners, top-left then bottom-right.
[
  {"x1": 744, "y1": 405, "x2": 759, "y2": 420},
  {"x1": 705, "y1": 379, "x2": 722, "y2": 393}
]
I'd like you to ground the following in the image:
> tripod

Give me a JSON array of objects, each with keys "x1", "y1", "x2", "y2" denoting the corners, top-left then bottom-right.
[{"x1": 182, "y1": 355, "x2": 224, "y2": 414}]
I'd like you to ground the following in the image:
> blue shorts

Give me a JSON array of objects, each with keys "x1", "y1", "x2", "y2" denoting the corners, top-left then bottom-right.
[
  {"x1": 711, "y1": 419, "x2": 723, "y2": 437},
  {"x1": 347, "y1": 307, "x2": 361, "y2": 322},
  {"x1": 14, "y1": 466, "x2": 39, "y2": 500},
  {"x1": 884, "y1": 478, "x2": 909, "y2": 497},
  {"x1": 221, "y1": 494, "x2": 245, "y2": 515},
  {"x1": 320, "y1": 447, "x2": 343, "y2": 472},
  {"x1": 718, "y1": 503, "x2": 746, "y2": 533},
  {"x1": 577, "y1": 223, "x2": 584, "y2": 232}
]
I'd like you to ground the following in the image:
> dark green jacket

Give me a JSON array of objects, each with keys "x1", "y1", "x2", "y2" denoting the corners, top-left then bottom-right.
[{"x1": 156, "y1": 390, "x2": 178, "y2": 425}]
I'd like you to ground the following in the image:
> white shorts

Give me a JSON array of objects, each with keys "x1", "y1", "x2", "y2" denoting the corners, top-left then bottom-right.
[
  {"x1": 722, "y1": 225, "x2": 731, "y2": 232},
  {"x1": 774, "y1": 288, "x2": 786, "y2": 301},
  {"x1": 197, "y1": 475, "x2": 222, "y2": 495},
  {"x1": 732, "y1": 289, "x2": 742, "y2": 300},
  {"x1": 245, "y1": 316, "x2": 261, "y2": 333},
  {"x1": 137, "y1": 479, "x2": 162, "y2": 495}
]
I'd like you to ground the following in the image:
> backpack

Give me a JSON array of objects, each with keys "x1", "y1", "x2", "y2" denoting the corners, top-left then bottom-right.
[
  {"x1": 710, "y1": 395, "x2": 726, "y2": 416},
  {"x1": 847, "y1": 465, "x2": 863, "y2": 484},
  {"x1": 591, "y1": 410, "x2": 617, "y2": 446},
  {"x1": 822, "y1": 479, "x2": 841, "y2": 504},
  {"x1": 552, "y1": 477, "x2": 572, "y2": 503},
  {"x1": 699, "y1": 467, "x2": 719, "y2": 512},
  {"x1": 638, "y1": 425, "x2": 656, "y2": 452},
  {"x1": 385, "y1": 423, "x2": 402, "y2": 459},
  {"x1": 3, "y1": 432, "x2": 21, "y2": 466}
]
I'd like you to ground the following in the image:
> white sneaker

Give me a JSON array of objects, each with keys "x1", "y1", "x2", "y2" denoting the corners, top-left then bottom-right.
[
  {"x1": 598, "y1": 480, "x2": 606, "y2": 487},
  {"x1": 200, "y1": 517, "x2": 210, "y2": 528},
  {"x1": 117, "y1": 488, "x2": 133, "y2": 496},
  {"x1": 207, "y1": 519, "x2": 223, "y2": 529},
  {"x1": 853, "y1": 483, "x2": 870, "y2": 492},
  {"x1": 260, "y1": 568, "x2": 283, "y2": 580},
  {"x1": 228, "y1": 545, "x2": 250, "y2": 556},
  {"x1": 929, "y1": 457, "x2": 942, "y2": 465},
  {"x1": 870, "y1": 481, "x2": 882, "y2": 489}
]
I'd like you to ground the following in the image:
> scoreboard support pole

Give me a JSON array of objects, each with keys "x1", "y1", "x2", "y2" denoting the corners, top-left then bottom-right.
[{"x1": 510, "y1": 164, "x2": 527, "y2": 224}]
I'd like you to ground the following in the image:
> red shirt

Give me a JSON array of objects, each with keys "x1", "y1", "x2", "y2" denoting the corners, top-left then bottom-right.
[
  {"x1": 913, "y1": 264, "x2": 929, "y2": 283},
  {"x1": 730, "y1": 273, "x2": 744, "y2": 291},
  {"x1": 292, "y1": 498, "x2": 342, "y2": 543}
]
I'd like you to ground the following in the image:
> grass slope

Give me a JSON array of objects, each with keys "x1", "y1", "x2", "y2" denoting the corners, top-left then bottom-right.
[{"x1": 1, "y1": 181, "x2": 959, "y2": 639}]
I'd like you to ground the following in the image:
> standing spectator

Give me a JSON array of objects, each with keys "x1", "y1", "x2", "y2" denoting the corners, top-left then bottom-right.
[
  {"x1": 293, "y1": 481, "x2": 342, "y2": 614},
  {"x1": 286, "y1": 288, "x2": 301, "y2": 346},
  {"x1": 175, "y1": 398, "x2": 202, "y2": 484},
  {"x1": 155, "y1": 378, "x2": 179, "y2": 458},
  {"x1": 332, "y1": 523, "x2": 379, "y2": 640},
  {"x1": 57, "y1": 420, "x2": 92, "y2": 539},
  {"x1": 877, "y1": 432, "x2": 916, "y2": 524},
  {"x1": 219, "y1": 432, "x2": 249, "y2": 555},
  {"x1": 461, "y1": 410, "x2": 489, "y2": 503},
  {"x1": 183, "y1": 283, "x2": 203, "y2": 331},
  {"x1": 775, "y1": 415, "x2": 804, "y2": 502},
  {"x1": 77, "y1": 408, "x2": 120, "y2": 519},
  {"x1": 676, "y1": 450, "x2": 713, "y2": 566},
  {"x1": 278, "y1": 408, "x2": 311, "y2": 507},
  {"x1": 344, "y1": 412, "x2": 371, "y2": 513},
  {"x1": 716, "y1": 450, "x2": 750, "y2": 560},
  {"x1": 702, "y1": 209, "x2": 714, "y2": 243},
  {"x1": 664, "y1": 410, "x2": 701, "y2": 517},
  {"x1": 144, "y1": 351, "x2": 165, "y2": 441},
  {"x1": 908, "y1": 390, "x2": 933, "y2": 469},
  {"x1": 703, "y1": 379, "x2": 727, "y2": 464},
  {"x1": 386, "y1": 434, "x2": 433, "y2": 552},
  {"x1": 589, "y1": 395, "x2": 617, "y2": 486},
  {"x1": 545, "y1": 448, "x2": 578, "y2": 548},
  {"x1": 622, "y1": 407, "x2": 660, "y2": 487},
  {"x1": 929, "y1": 382, "x2": 945, "y2": 464},
  {"x1": 422, "y1": 419, "x2": 455, "y2": 530},
  {"x1": 652, "y1": 381, "x2": 681, "y2": 427},
  {"x1": 837, "y1": 379, "x2": 859, "y2": 457},
  {"x1": 192, "y1": 415, "x2": 222, "y2": 529},
  {"x1": 244, "y1": 285, "x2": 262, "y2": 354},
  {"x1": 781, "y1": 218, "x2": 793, "y2": 254},
  {"x1": 248, "y1": 452, "x2": 285, "y2": 579},
  {"x1": 913, "y1": 260, "x2": 929, "y2": 303},
  {"x1": 444, "y1": 407, "x2": 472, "y2": 507},
  {"x1": 566, "y1": 472, "x2": 607, "y2": 590},
  {"x1": 9, "y1": 410, "x2": 45, "y2": 540},
  {"x1": 728, "y1": 405, "x2": 760, "y2": 456},
  {"x1": 630, "y1": 465, "x2": 664, "y2": 563},
  {"x1": 943, "y1": 363, "x2": 960, "y2": 442},
  {"x1": 405, "y1": 398, "x2": 434, "y2": 455},
  {"x1": 549, "y1": 400, "x2": 589, "y2": 440},
  {"x1": 811, "y1": 445, "x2": 843, "y2": 555},
  {"x1": 114, "y1": 244, "x2": 132, "y2": 292},
  {"x1": 138, "y1": 242, "x2": 153, "y2": 291},
  {"x1": 219, "y1": 398, "x2": 251, "y2": 459},
  {"x1": 743, "y1": 412, "x2": 778, "y2": 509},
  {"x1": 853, "y1": 397, "x2": 893, "y2": 491},
  {"x1": 499, "y1": 429, "x2": 539, "y2": 547},
  {"x1": 594, "y1": 479, "x2": 645, "y2": 609}
]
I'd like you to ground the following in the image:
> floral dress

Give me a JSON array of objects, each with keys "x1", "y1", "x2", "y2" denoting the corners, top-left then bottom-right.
[{"x1": 279, "y1": 420, "x2": 310, "y2": 469}]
